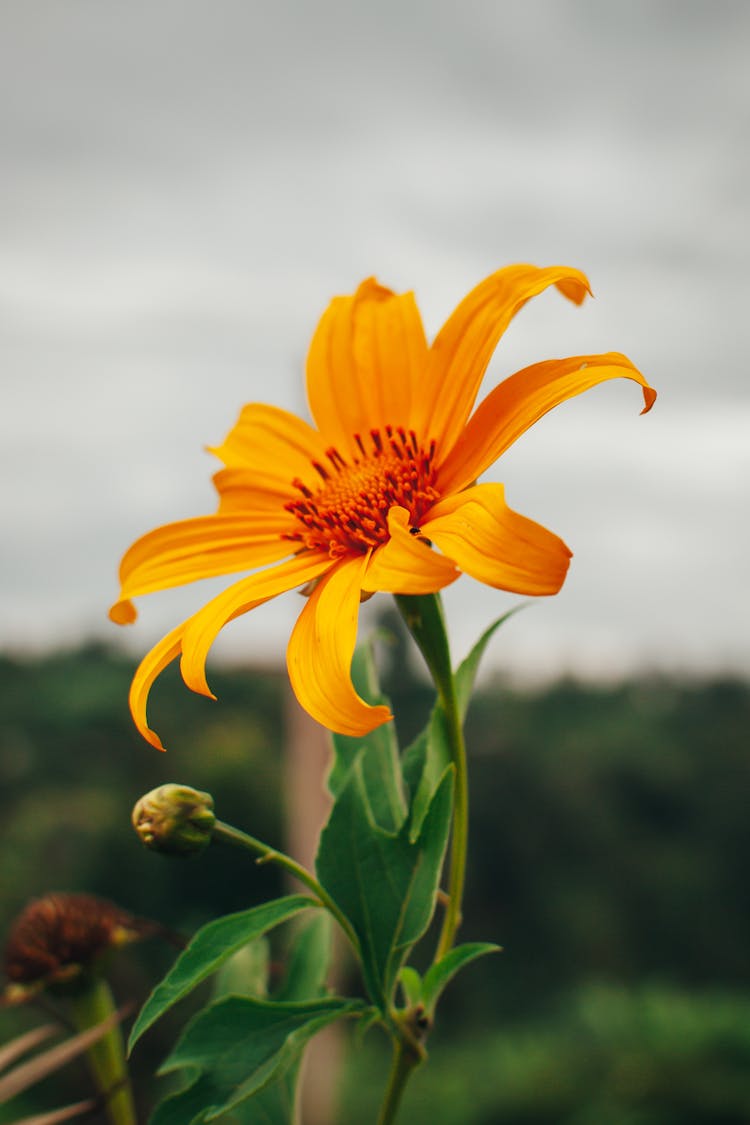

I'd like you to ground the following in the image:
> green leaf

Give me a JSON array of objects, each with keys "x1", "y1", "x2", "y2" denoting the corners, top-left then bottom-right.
[
  {"x1": 149, "y1": 1072, "x2": 215, "y2": 1125},
  {"x1": 210, "y1": 1003, "x2": 361, "y2": 1120},
  {"x1": 327, "y1": 642, "x2": 406, "y2": 833},
  {"x1": 353, "y1": 1006, "x2": 382, "y2": 1048},
  {"x1": 421, "y1": 942, "x2": 501, "y2": 1016},
  {"x1": 394, "y1": 593, "x2": 454, "y2": 702},
  {"x1": 128, "y1": 895, "x2": 314, "y2": 1053},
  {"x1": 210, "y1": 937, "x2": 292, "y2": 1125},
  {"x1": 273, "y1": 912, "x2": 332, "y2": 1002},
  {"x1": 151, "y1": 996, "x2": 363, "y2": 1124},
  {"x1": 229, "y1": 1077, "x2": 298, "y2": 1124},
  {"x1": 153, "y1": 914, "x2": 335, "y2": 1125},
  {"x1": 212, "y1": 937, "x2": 270, "y2": 1001},
  {"x1": 316, "y1": 763, "x2": 454, "y2": 1009},
  {"x1": 214, "y1": 1074, "x2": 298, "y2": 1125},
  {"x1": 398, "y1": 966, "x2": 423, "y2": 1008},
  {"x1": 401, "y1": 708, "x2": 452, "y2": 845},
  {"x1": 238, "y1": 914, "x2": 333, "y2": 1123},
  {"x1": 453, "y1": 608, "x2": 522, "y2": 716},
  {"x1": 403, "y1": 609, "x2": 520, "y2": 840}
]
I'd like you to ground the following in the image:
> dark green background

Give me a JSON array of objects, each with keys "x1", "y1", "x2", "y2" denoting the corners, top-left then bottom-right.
[{"x1": 1, "y1": 622, "x2": 748, "y2": 1123}]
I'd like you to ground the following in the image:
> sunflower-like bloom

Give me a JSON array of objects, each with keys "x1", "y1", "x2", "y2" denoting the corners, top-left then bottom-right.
[{"x1": 110, "y1": 265, "x2": 655, "y2": 747}]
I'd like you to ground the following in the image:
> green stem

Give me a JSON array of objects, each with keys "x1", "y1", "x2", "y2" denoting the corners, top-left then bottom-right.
[
  {"x1": 66, "y1": 976, "x2": 136, "y2": 1125},
  {"x1": 376, "y1": 1031, "x2": 423, "y2": 1125},
  {"x1": 434, "y1": 677, "x2": 468, "y2": 960},
  {"x1": 212, "y1": 819, "x2": 360, "y2": 954},
  {"x1": 395, "y1": 593, "x2": 469, "y2": 958}
]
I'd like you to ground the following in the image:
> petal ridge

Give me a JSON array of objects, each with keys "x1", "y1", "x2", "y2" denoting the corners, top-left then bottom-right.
[
  {"x1": 128, "y1": 621, "x2": 188, "y2": 751},
  {"x1": 415, "y1": 264, "x2": 592, "y2": 452},
  {"x1": 362, "y1": 507, "x2": 460, "y2": 594},
  {"x1": 179, "y1": 553, "x2": 333, "y2": 698},
  {"x1": 306, "y1": 281, "x2": 428, "y2": 455},
  {"x1": 423, "y1": 484, "x2": 572, "y2": 596},
  {"x1": 108, "y1": 514, "x2": 295, "y2": 620},
  {"x1": 287, "y1": 556, "x2": 392, "y2": 735},
  {"x1": 210, "y1": 403, "x2": 328, "y2": 491},
  {"x1": 439, "y1": 352, "x2": 656, "y2": 494}
]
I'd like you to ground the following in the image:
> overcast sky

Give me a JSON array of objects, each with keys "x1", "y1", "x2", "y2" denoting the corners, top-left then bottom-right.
[{"x1": 2, "y1": 0, "x2": 748, "y2": 684}]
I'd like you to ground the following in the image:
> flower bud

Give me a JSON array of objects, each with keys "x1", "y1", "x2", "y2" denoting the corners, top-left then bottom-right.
[{"x1": 132, "y1": 784, "x2": 216, "y2": 856}]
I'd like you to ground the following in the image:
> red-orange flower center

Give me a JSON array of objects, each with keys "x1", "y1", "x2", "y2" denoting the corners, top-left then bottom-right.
[{"x1": 285, "y1": 426, "x2": 439, "y2": 557}]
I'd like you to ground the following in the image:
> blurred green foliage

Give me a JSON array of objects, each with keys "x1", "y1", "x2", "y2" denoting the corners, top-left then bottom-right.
[
  {"x1": 342, "y1": 983, "x2": 750, "y2": 1124},
  {"x1": 1, "y1": 634, "x2": 749, "y2": 1123}
]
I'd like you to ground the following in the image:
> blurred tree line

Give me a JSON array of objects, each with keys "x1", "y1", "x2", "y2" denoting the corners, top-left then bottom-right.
[{"x1": 1, "y1": 626, "x2": 749, "y2": 1123}]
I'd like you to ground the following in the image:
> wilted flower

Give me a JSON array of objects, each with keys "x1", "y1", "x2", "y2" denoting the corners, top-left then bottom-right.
[
  {"x1": 110, "y1": 264, "x2": 655, "y2": 746},
  {"x1": 3, "y1": 893, "x2": 153, "y2": 1003}
]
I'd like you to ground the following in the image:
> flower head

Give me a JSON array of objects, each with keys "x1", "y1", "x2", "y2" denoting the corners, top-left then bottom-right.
[
  {"x1": 132, "y1": 783, "x2": 216, "y2": 856},
  {"x1": 3, "y1": 894, "x2": 153, "y2": 1002},
  {"x1": 110, "y1": 265, "x2": 655, "y2": 746}
]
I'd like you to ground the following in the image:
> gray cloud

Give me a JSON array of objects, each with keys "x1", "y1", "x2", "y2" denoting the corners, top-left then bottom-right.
[{"x1": 2, "y1": 0, "x2": 748, "y2": 679}]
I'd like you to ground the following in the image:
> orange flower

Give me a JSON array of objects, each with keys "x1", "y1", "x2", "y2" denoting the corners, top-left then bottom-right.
[{"x1": 110, "y1": 265, "x2": 655, "y2": 747}]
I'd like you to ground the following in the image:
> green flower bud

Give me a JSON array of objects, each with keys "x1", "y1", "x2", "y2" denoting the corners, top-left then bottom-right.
[{"x1": 132, "y1": 784, "x2": 216, "y2": 857}]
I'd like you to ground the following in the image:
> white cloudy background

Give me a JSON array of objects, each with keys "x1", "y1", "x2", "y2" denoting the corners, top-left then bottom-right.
[{"x1": 2, "y1": 0, "x2": 748, "y2": 683}]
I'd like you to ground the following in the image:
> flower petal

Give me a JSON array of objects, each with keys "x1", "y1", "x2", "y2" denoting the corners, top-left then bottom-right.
[
  {"x1": 414, "y1": 264, "x2": 591, "y2": 453},
  {"x1": 286, "y1": 556, "x2": 393, "y2": 735},
  {"x1": 129, "y1": 621, "x2": 188, "y2": 751},
  {"x1": 306, "y1": 279, "x2": 429, "y2": 458},
  {"x1": 212, "y1": 468, "x2": 298, "y2": 514},
  {"x1": 438, "y1": 352, "x2": 657, "y2": 494},
  {"x1": 108, "y1": 514, "x2": 295, "y2": 623},
  {"x1": 361, "y1": 507, "x2": 460, "y2": 594},
  {"x1": 422, "y1": 484, "x2": 572, "y2": 596},
  {"x1": 180, "y1": 552, "x2": 334, "y2": 698},
  {"x1": 210, "y1": 403, "x2": 329, "y2": 494}
]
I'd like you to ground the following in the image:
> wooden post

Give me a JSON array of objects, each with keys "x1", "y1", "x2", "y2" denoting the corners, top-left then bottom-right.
[{"x1": 283, "y1": 685, "x2": 345, "y2": 1125}]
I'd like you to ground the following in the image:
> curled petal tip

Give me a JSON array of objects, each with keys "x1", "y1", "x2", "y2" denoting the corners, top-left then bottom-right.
[
  {"x1": 641, "y1": 385, "x2": 657, "y2": 414},
  {"x1": 128, "y1": 622, "x2": 186, "y2": 752},
  {"x1": 353, "y1": 705, "x2": 394, "y2": 737},
  {"x1": 355, "y1": 275, "x2": 383, "y2": 295},
  {"x1": 179, "y1": 654, "x2": 217, "y2": 701},
  {"x1": 555, "y1": 273, "x2": 592, "y2": 305},
  {"x1": 132, "y1": 706, "x2": 166, "y2": 751},
  {"x1": 324, "y1": 703, "x2": 394, "y2": 738},
  {"x1": 109, "y1": 599, "x2": 137, "y2": 625}
]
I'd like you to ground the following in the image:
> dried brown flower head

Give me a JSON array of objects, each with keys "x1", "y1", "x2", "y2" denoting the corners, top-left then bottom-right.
[{"x1": 3, "y1": 893, "x2": 154, "y2": 1000}]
